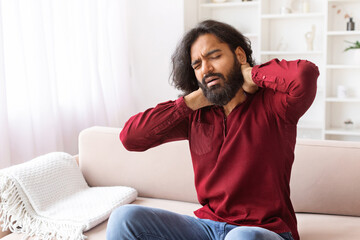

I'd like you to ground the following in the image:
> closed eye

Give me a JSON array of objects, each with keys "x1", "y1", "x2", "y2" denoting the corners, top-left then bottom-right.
[
  {"x1": 210, "y1": 54, "x2": 221, "y2": 60},
  {"x1": 192, "y1": 61, "x2": 201, "y2": 70}
]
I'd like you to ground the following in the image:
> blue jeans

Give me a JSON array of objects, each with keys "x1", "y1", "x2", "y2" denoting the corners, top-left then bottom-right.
[{"x1": 106, "y1": 205, "x2": 294, "y2": 240}]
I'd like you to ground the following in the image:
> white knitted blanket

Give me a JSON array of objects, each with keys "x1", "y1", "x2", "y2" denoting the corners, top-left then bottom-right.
[{"x1": 0, "y1": 152, "x2": 137, "y2": 240}]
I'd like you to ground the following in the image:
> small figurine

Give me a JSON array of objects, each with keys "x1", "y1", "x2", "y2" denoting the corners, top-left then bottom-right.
[{"x1": 344, "y1": 119, "x2": 354, "y2": 130}]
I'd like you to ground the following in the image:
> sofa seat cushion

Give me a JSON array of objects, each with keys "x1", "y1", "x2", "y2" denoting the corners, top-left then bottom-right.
[
  {"x1": 3, "y1": 198, "x2": 360, "y2": 240},
  {"x1": 297, "y1": 213, "x2": 360, "y2": 240}
]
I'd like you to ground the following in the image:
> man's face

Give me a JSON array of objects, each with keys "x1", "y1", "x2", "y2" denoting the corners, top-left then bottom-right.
[{"x1": 190, "y1": 33, "x2": 244, "y2": 106}]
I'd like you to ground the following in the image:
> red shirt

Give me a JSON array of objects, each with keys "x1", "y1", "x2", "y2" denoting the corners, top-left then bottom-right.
[{"x1": 120, "y1": 59, "x2": 319, "y2": 240}]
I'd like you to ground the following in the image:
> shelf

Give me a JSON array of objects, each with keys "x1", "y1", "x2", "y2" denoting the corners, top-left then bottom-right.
[
  {"x1": 326, "y1": 98, "x2": 360, "y2": 102},
  {"x1": 327, "y1": 31, "x2": 360, "y2": 36},
  {"x1": 328, "y1": 0, "x2": 360, "y2": 3},
  {"x1": 261, "y1": 51, "x2": 323, "y2": 55},
  {"x1": 261, "y1": 13, "x2": 324, "y2": 19},
  {"x1": 297, "y1": 124, "x2": 323, "y2": 130},
  {"x1": 200, "y1": 2, "x2": 259, "y2": 8},
  {"x1": 326, "y1": 65, "x2": 360, "y2": 69},
  {"x1": 325, "y1": 128, "x2": 360, "y2": 136}
]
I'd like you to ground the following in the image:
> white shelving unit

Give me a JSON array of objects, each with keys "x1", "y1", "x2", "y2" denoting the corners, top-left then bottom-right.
[
  {"x1": 190, "y1": 0, "x2": 360, "y2": 141},
  {"x1": 325, "y1": 0, "x2": 360, "y2": 141}
]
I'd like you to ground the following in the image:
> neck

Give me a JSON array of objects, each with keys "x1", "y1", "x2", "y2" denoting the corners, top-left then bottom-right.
[{"x1": 223, "y1": 88, "x2": 247, "y2": 116}]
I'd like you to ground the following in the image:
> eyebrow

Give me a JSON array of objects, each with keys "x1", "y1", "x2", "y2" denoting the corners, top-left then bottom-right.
[{"x1": 191, "y1": 49, "x2": 222, "y2": 67}]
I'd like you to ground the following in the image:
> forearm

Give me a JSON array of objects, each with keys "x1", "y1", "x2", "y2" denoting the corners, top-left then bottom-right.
[{"x1": 120, "y1": 98, "x2": 192, "y2": 151}]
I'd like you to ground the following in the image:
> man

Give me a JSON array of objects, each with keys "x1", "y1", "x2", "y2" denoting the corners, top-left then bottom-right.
[{"x1": 107, "y1": 20, "x2": 319, "y2": 240}]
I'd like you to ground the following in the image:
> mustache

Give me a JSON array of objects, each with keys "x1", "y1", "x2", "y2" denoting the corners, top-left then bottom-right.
[{"x1": 202, "y1": 73, "x2": 225, "y2": 85}]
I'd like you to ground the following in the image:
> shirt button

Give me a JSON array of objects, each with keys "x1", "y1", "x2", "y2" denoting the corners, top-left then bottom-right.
[{"x1": 262, "y1": 75, "x2": 266, "y2": 79}]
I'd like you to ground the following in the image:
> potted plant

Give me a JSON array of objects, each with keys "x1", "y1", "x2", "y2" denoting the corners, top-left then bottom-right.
[{"x1": 344, "y1": 40, "x2": 360, "y2": 65}]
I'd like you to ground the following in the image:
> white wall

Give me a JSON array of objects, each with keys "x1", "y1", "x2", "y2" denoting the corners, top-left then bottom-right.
[{"x1": 127, "y1": 0, "x2": 186, "y2": 113}]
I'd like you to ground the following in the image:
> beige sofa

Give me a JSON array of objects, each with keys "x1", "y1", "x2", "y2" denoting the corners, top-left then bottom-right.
[{"x1": 1, "y1": 126, "x2": 360, "y2": 239}]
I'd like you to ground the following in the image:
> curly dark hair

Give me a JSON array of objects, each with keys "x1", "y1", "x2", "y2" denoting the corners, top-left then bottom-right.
[{"x1": 170, "y1": 20, "x2": 255, "y2": 96}]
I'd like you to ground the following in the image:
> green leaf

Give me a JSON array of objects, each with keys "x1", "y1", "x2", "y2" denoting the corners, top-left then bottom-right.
[{"x1": 344, "y1": 40, "x2": 360, "y2": 51}]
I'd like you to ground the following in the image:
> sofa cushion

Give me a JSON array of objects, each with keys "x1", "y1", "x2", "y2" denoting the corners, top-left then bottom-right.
[
  {"x1": 78, "y1": 127, "x2": 198, "y2": 203},
  {"x1": 291, "y1": 139, "x2": 360, "y2": 216}
]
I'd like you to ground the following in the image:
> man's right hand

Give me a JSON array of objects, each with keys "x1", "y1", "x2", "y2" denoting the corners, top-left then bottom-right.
[
  {"x1": 184, "y1": 88, "x2": 213, "y2": 111},
  {"x1": 241, "y1": 63, "x2": 258, "y2": 94}
]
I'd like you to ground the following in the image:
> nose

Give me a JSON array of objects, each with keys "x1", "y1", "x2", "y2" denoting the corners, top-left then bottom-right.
[{"x1": 201, "y1": 61, "x2": 214, "y2": 76}]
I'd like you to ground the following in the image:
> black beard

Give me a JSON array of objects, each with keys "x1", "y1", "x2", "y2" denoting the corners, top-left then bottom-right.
[{"x1": 198, "y1": 59, "x2": 244, "y2": 106}]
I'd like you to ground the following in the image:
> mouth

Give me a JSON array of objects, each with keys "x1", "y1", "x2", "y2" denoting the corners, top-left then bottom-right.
[{"x1": 205, "y1": 76, "x2": 221, "y2": 87}]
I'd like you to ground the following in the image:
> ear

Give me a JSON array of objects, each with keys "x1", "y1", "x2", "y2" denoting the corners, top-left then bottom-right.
[{"x1": 235, "y1": 47, "x2": 247, "y2": 64}]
